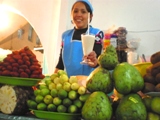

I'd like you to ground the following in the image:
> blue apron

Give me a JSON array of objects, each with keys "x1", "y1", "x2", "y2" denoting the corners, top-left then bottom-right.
[{"x1": 62, "y1": 27, "x2": 101, "y2": 77}]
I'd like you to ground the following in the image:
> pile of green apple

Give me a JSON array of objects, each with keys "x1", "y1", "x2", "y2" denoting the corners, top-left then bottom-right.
[{"x1": 27, "y1": 70, "x2": 90, "y2": 114}]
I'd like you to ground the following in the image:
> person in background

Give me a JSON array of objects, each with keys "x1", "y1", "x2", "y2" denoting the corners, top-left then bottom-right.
[{"x1": 54, "y1": 0, "x2": 104, "y2": 77}]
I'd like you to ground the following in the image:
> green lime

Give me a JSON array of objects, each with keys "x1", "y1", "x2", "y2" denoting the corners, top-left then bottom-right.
[
  {"x1": 58, "y1": 89, "x2": 68, "y2": 99},
  {"x1": 68, "y1": 90, "x2": 78, "y2": 100},
  {"x1": 57, "y1": 105, "x2": 67, "y2": 113},
  {"x1": 39, "y1": 84, "x2": 48, "y2": 89},
  {"x1": 62, "y1": 98, "x2": 72, "y2": 107},
  {"x1": 71, "y1": 82, "x2": 80, "y2": 91},
  {"x1": 35, "y1": 95, "x2": 44, "y2": 103},
  {"x1": 73, "y1": 99, "x2": 83, "y2": 108},
  {"x1": 142, "y1": 96, "x2": 152, "y2": 111},
  {"x1": 50, "y1": 73, "x2": 58, "y2": 81},
  {"x1": 147, "y1": 112, "x2": 160, "y2": 120},
  {"x1": 45, "y1": 79, "x2": 52, "y2": 86},
  {"x1": 56, "y1": 83, "x2": 63, "y2": 90},
  {"x1": 151, "y1": 97, "x2": 160, "y2": 114},
  {"x1": 63, "y1": 82, "x2": 71, "y2": 92},
  {"x1": 34, "y1": 89, "x2": 41, "y2": 96},
  {"x1": 68, "y1": 105, "x2": 78, "y2": 113},
  {"x1": 51, "y1": 89, "x2": 58, "y2": 97},
  {"x1": 44, "y1": 95, "x2": 53, "y2": 105},
  {"x1": 47, "y1": 104, "x2": 57, "y2": 112},
  {"x1": 37, "y1": 103, "x2": 47, "y2": 110},
  {"x1": 53, "y1": 97, "x2": 62, "y2": 106},
  {"x1": 40, "y1": 88, "x2": 50, "y2": 97},
  {"x1": 27, "y1": 100, "x2": 37, "y2": 109},
  {"x1": 48, "y1": 83, "x2": 56, "y2": 90}
]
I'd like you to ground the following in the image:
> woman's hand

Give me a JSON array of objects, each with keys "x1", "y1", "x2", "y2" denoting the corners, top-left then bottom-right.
[{"x1": 85, "y1": 51, "x2": 98, "y2": 67}]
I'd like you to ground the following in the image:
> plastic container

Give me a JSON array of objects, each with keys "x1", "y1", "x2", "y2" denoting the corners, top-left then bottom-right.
[{"x1": 110, "y1": 34, "x2": 117, "y2": 48}]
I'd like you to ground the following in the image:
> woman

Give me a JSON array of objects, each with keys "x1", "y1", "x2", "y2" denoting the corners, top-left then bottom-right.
[{"x1": 55, "y1": 0, "x2": 104, "y2": 77}]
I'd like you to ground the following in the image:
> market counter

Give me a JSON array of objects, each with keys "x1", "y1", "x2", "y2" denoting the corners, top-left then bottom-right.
[{"x1": 0, "y1": 112, "x2": 44, "y2": 120}]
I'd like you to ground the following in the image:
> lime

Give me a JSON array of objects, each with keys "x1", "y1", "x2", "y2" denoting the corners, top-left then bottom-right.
[
  {"x1": 56, "y1": 83, "x2": 63, "y2": 90},
  {"x1": 34, "y1": 89, "x2": 41, "y2": 96},
  {"x1": 63, "y1": 82, "x2": 71, "y2": 92},
  {"x1": 37, "y1": 103, "x2": 47, "y2": 110},
  {"x1": 50, "y1": 73, "x2": 58, "y2": 81},
  {"x1": 45, "y1": 79, "x2": 52, "y2": 86},
  {"x1": 48, "y1": 83, "x2": 56, "y2": 90},
  {"x1": 79, "y1": 93, "x2": 91, "y2": 102},
  {"x1": 71, "y1": 83, "x2": 80, "y2": 91},
  {"x1": 78, "y1": 86, "x2": 86, "y2": 95},
  {"x1": 69, "y1": 76, "x2": 78, "y2": 84},
  {"x1": 40, "y1": 88, "x2": 50, "y2": 97},
  {"x1": 35, "y1": 95, "x2": 44, "y2": 103},
  {"x1": 47, "y1": 104, "x2": 57, "y2": 112},
  {"x1": 147, "y1": 112, "x2": 160, "y2": 120},
  {"x1": 73, "y1": 99, "x2": 83, "y2": 108},
  {"x1": 27, "y1": 100, "x2": 37, "y2": 109},
  {"x1": 44, "y1": 95, "x2": 53, "y2": 105},
  {"x1": 142, "y1": 96, "x2": 152, "y2": 111},
  {"x1": 57, "y1": 70, "x2": 67, "y2": 76},
  {"x1": 62, "y1": 98, "x2": 72, "y2": 107},
  {"x1": 58, "y1": 89, "x2": 68, "y2": 99},
  {"x1": 51, "y1": 89, "x2": 58, "y2": 97},
  {"x1": 39, "y1": 84, "x2": 48, "y2": 89},
  {"x1": 57, "y1": 105, "x2": 67, "y2": 113},
  {"x1": 54, "y1": 77, "x2": 60, "y2": 84},
  {"x1": 68, "y1": 105, "x2": 78, "y2": 113},
  {"x1": 151, "y1": 97, "x2": 160, "y2": 114},
  {"x1": 53, "y1": 97, "x2": 62, "y2": 106},
  {"x1": 59, "y1": 74, "x2": 69, "y2": 84},
  {"x1": 68, "y1": 90, "x2": 78, "y2": 100}
]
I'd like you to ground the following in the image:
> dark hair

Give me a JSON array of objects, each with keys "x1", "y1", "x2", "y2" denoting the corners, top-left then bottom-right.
[{"x1": 71, "y1": 1, "x2": 93, "y2": 15}]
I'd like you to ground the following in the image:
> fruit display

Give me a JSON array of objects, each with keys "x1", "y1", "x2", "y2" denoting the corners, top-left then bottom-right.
[
  {"x1": 141, "y1": 51, "x2": 160, "y2": 93},
  {"x1": 142, "y1": 95, "x2": 160, "y2": 120},
  {"x1": 0, "y1": 46, "x2": 45, "y2": 79},
  {"x1": 0, "y1": 85, "x2": 34, "y2": 115},
  {"x1": 27, "y1": 70, "x2": 90, "y2": 119}
]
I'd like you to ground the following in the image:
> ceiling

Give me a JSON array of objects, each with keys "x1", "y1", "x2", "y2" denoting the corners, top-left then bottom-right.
[{"x1": 0, "y1": 10, "x2": 28, "y2": 41}]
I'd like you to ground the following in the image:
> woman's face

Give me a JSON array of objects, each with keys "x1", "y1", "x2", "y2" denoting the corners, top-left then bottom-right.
[{"x1": 71, "y1": 2, "x2": 92, "y2": 29}]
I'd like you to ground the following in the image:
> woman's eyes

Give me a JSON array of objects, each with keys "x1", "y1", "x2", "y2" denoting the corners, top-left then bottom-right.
[{"x1": 73, "y1": 10, "x2": 87, "y2": 14}]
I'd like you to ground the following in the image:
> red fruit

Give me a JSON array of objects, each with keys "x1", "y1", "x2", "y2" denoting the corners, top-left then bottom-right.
[
  {"x1": 20, "y1": 72, "x2": 29, "y2": 78},
  {"x1": 12, "y1": 63, "x2": 19, "y2": 67},
  {"x1": 10, "y1": 72, "x2": 19, "y2": 77},
  {"x1": 9, "y1": 58, "x2": 16, "y2": 63},
  {"x1": 1, "y1": 70, "x2": 10, "y2": 76},
  {"x1": 18, "y1": 69, "x2": 24, "y2": 73},
  {"x1": 19, "y1": 65, "x2": 28, "y2": 69},
  {"x1": 12, "y1": 51, "x2": 19, "y2": 55},
  {"x1": 7, "y1": 66, "x2": 12, "y2": 71},
  {"x1": 18, "y1": 59, "x2": 24, "y2": 65},
  {"x1": 25, "y1": 69, "x2": 31, "y2": 75},
  {"x1": 25, "y1": 61, "x2": 31, "y2": 66},
  {"x1": 23, "y1": 56, "x2": 30, "y2": 61},
  {"x1": 12, "y1": 54, "x2": 22, "y2": 60},
  {"x1": 12, "y1": 67, "x2": 18, "y2": 72}
]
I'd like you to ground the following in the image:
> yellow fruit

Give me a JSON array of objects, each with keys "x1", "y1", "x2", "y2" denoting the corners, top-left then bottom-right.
[
  {"x1": 71, "y1": 83, "x2": 80, "y2": 91},
  {"x1": 54, "y1": 77, "x2": 60, "y2": 84},
  {"x1": 69, "y1": 76, "x2": 78, "y2": 84},
  {"x1": 63, "y1": 82, "x2": 71, "y2": 92},
  {"x1": 48, "y1": 83, "x2": 56, "y2": 90},
  {"x1": 59, "y1": 74, "x2": 69, "y2": 84},
  {"x1": 53, "y1": 97, "x2": 62, "y2": 106},
  {"x1": 78, "y1": 86, "x2": 86, "y2": 95},
  {"x1": 44, "y1": 95, "x2": 53, "y2": 105},
  {"x1": 56, "y1": 83, "x2": 63, "y2": 90},
  {"x1": 151, "y1": 97, "x2": 160, "y2": 114},
  {"x1": 50, "y1": 73, "x2": 58, "y2": 81}
]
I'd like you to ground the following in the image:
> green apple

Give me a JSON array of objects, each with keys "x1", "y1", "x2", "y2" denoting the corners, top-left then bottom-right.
[
  {"x1": 59, "y1": 74, "x2": 69, "y2": 84},
  {"x1": 69, "y1": 76, "x2": 78, "y2": 84},
  {"x1": 63, "y1": 82, "x2": 71, "y2": 92},
  {"x1": 71, "y1": 83, "x2": 80, "y2": 91},
  {"x1": 48, "y1": 82, "x2": 56, "y2": 90},
  {"x1": 44, "y1": 95, "x2": 53, "y2": 105}
]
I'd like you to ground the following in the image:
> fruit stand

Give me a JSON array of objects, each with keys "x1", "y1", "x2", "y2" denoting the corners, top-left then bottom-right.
[{"x1": 0, "y1": 45, "x2": 160, "y2": 120}]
